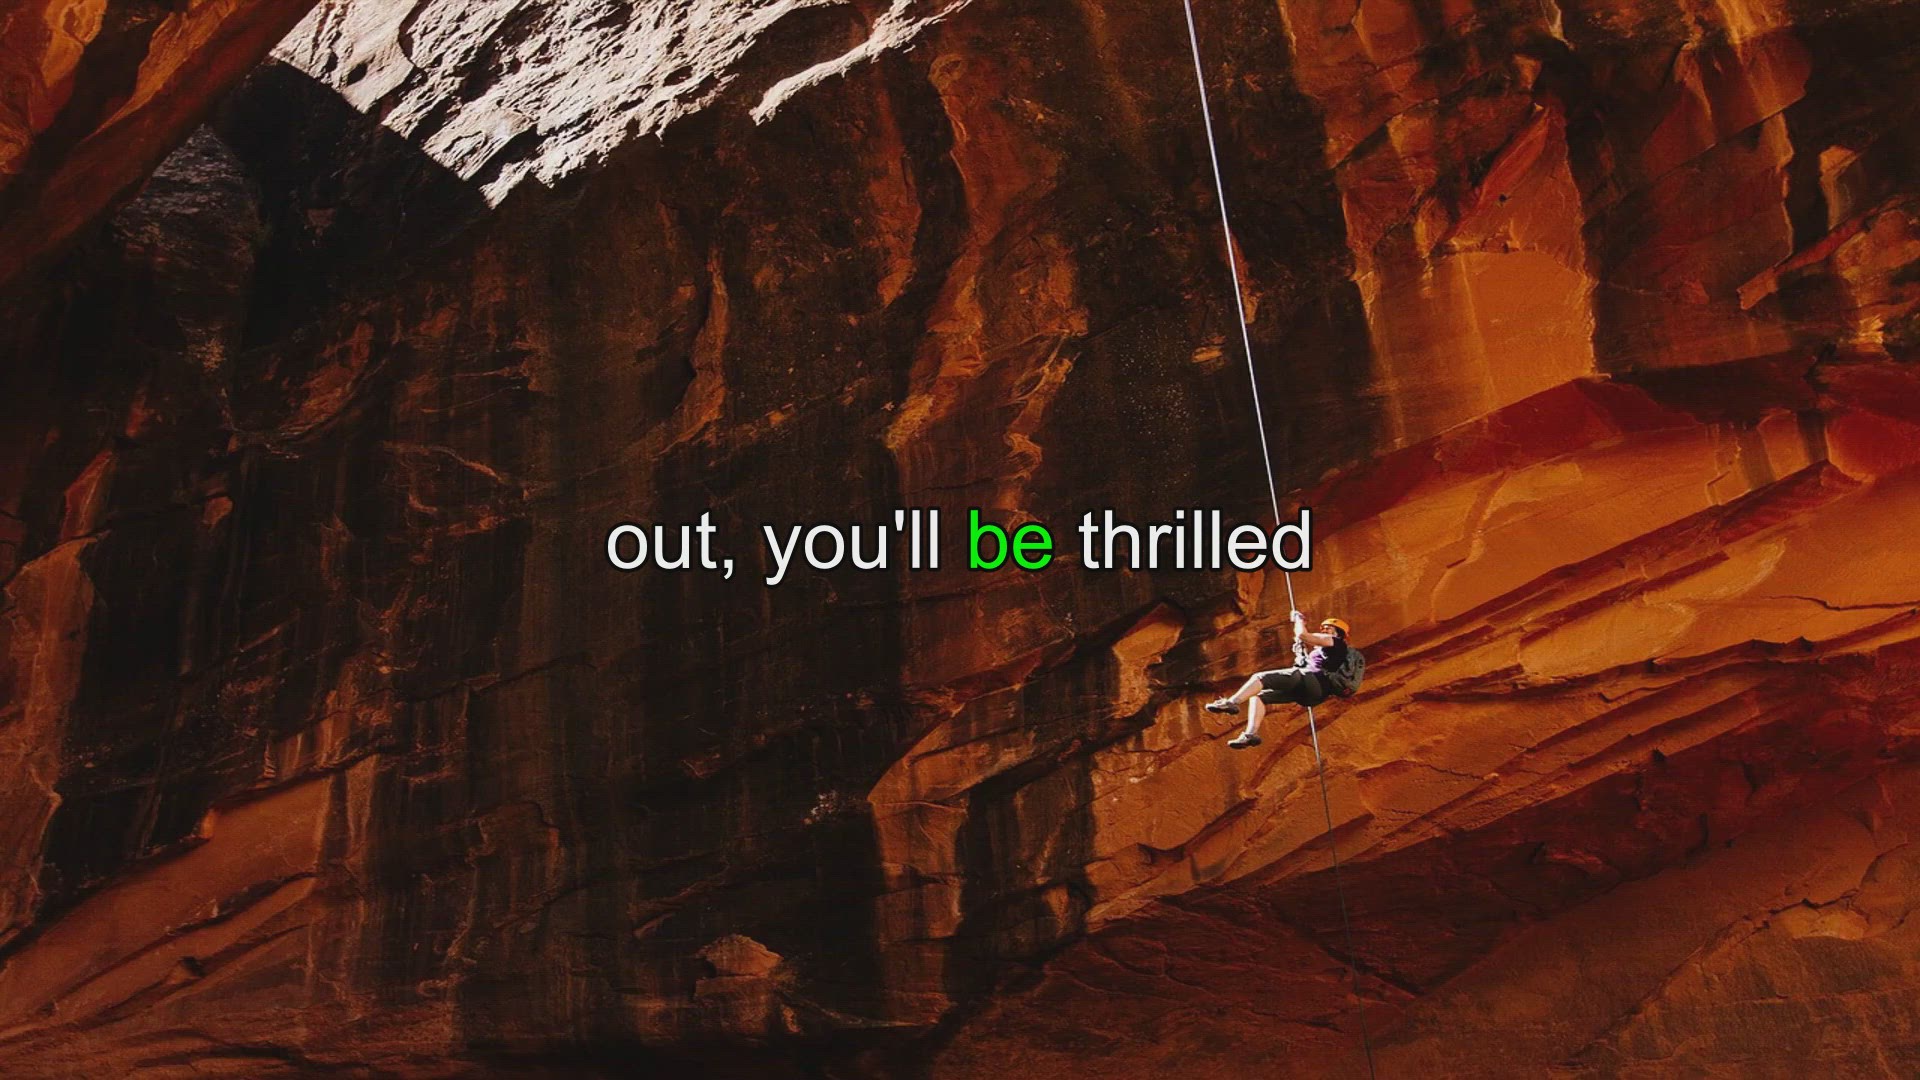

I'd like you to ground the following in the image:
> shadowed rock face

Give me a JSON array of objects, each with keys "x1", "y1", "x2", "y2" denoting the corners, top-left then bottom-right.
[
  {"x1": 0, "y1": 0, "x2": 321, "y2": 285},
  {"x1": 3, "y1": 0, "x2": 1920, "y2": 1076}
]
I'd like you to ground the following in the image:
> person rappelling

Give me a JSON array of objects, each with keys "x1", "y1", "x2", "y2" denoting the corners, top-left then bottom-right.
[
  {"x1": 1205, "y1": 610, "x2": 1363, "y2": 749},
  {"x1": 1177, "y1": 0, "x2": 1378, "y2": 1068}
]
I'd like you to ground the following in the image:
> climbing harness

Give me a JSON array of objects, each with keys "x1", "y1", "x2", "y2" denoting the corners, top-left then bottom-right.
[{"x1": 1177, "y1": 3, "x2": 1380, "y2": 1076}]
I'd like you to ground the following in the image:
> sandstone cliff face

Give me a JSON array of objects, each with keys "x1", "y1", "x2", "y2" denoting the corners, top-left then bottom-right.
[
  {"x1": 3, "y1": 0, "x2": 1920, "y2": 1076},
  {"x1": 0, "y1": 0, "x2": 319, "y2": 284}
]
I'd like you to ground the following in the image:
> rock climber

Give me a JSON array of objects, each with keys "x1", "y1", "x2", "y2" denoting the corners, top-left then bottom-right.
[{"x1": 1205, "y1": 610, "x2": 1357, "y2": 749}]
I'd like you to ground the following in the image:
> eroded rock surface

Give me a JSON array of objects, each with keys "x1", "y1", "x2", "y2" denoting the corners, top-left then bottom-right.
[
  {"x1": 3, "y1": 0, "x2": 1920, "y2": 1076},
  {"x1": 0, "y1": 0, "x2": 320, "y2": 284},
  {"x1": 272, "y1": 0, "x2": 975, "y2": 203}
]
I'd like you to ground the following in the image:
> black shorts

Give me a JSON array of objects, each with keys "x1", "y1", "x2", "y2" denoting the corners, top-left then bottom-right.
[{"x1": 1256, "y1": 667, "x2": 1328, "y2": 707}]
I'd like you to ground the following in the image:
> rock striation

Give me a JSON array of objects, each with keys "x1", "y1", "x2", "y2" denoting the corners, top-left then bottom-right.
[
  {"x1": 0, "y1": 0, "x2": 320, "y2": 285},
  {"x1": 3, "y1": 0, "x2": 1920, "y2": 1075}
]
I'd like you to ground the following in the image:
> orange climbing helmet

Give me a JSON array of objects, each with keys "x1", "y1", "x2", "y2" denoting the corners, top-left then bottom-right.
[{"x1": 1320, "y1": 617, "x2": 1352, "y2": 638}]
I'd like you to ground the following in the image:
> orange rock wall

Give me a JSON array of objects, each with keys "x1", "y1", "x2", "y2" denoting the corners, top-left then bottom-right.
[
  {"x1": 0, "y1": 0, "x2": 320, "y2": 284},
  {"x1": 2, "y1": 0, "x2": 1920, "y2": 1075}
]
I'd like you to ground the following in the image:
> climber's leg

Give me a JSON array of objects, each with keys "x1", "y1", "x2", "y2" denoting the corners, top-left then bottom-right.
[
  {"x1": 1205, "y1": 671, "x2": 1268, "y2": 715},
  {"x1": 1295, "y1": 673, "x2": 1329, "y2": 708},
  {"x1": 1259, "y1": 667, "x2": 1308, "y2": 701},
  {"x1": 1229, "y1": 669, "x2": 1329, "y2": 750},
  {"x1": 1229, "y1": 695, "x2": 1266, "y2": 749}
]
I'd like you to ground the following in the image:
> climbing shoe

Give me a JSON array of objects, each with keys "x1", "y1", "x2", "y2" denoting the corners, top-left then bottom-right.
[
  {"x1": 1227, "y1": 733, "x2": 1262, "y2": 750},
  {"x1": 1204, "y1": 698, "x2": 1239, "y2": 715}
]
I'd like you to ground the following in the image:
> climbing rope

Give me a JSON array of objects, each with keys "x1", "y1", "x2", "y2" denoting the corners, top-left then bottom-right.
[{"x1": 1177, "y1": 3, "x2": 1379, "y2": 1076}]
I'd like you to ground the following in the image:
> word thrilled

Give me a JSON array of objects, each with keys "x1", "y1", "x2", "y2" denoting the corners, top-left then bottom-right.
[{"x1": 1075, "y1": 508, "x2": 1311, "y2": 571}]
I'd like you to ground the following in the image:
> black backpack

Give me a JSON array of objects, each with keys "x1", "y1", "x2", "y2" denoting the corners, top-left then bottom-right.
[
  {"x1": 1295, "y1": 638, "x2": 1366, "y2": 698},
  {"x1": 1324, "y1": 646, "x2": 1366, "y2": 698}
]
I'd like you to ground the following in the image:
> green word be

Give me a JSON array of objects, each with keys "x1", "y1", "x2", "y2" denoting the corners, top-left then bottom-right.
[{"x1": 969, "y1": 509, "x2": 1053, "y2": 571}]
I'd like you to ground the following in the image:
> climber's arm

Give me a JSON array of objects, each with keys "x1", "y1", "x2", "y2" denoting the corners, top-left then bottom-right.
[{"x1": 1291, "y1": 610, "x2": 1338, "y2": 648}]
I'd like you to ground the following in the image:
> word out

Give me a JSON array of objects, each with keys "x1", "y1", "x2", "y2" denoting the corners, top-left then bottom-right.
[{"x1": 606, "y1": 513, "x2": 733, "y2": 578}]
